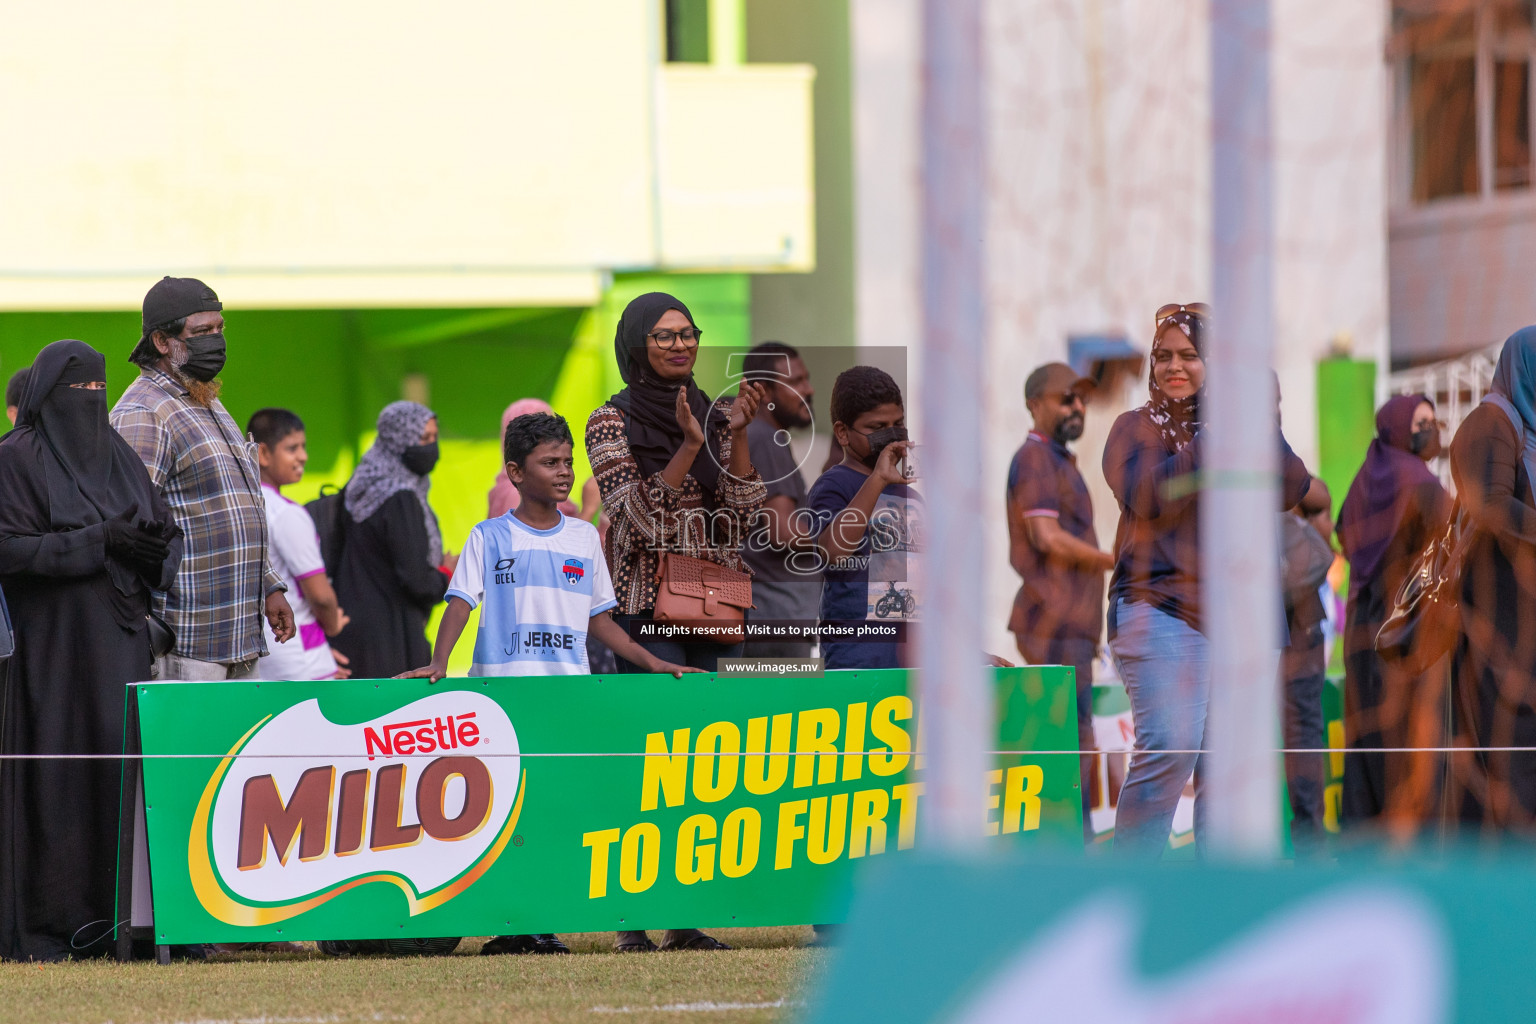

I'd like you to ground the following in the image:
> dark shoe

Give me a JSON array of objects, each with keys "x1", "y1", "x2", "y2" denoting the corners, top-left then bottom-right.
[
  {"x1": 482, "y1": 934, "x2": 571, "y2": 955},
  {"x1": 658, "y1": 933, "x2": 732, "y2": 951},
  {"x1": 383, "y1": 937, "x2": 462, "y2": 957},
  {"x1": 615, "y1": 937, "x2": 659, "y2": 953},
  {"x1": 316, "y1": 939, "x2": 388, "y2": 956},
  {"x1": 532, "y1": 934, "x2": 570, "y2": 954},
  {"x1": 131, "y1": 940, "x2": 207, "y2": 961}
]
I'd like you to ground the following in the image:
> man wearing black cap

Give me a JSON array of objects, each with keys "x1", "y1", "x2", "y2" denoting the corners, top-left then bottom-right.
[
  {"x1": 1006, "y1": 362, "x2": 1114, "y2": 840},
  {"x1": 111, "y1": 277, "x2": 295, "y2": 682}
]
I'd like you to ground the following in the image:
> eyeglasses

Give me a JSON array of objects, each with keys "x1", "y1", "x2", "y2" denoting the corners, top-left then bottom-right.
[
  {"x1": 1154, "y1": 302, "x2": 1212, "y2": 327},
  {"x1": 648, "y1": 327, "x2": 703, "y2": 350},
  {"x1": 65, "y1": 381, "x2": 107, "y2": 390}
]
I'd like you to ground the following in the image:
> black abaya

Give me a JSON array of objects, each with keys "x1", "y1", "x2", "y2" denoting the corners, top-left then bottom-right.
[
  {"x1": 1449, "y1": 404, "x2": 1536, "y2": 832},
  {"x1": 0, "y1": 341, "x2": 178, "y2": 961},
  {"x1": 330, "y1": 490, "x2": 448, "y2": 679},
  {"x1": 1337, "y1": 395, "x2": 1449, "y2": 828}
]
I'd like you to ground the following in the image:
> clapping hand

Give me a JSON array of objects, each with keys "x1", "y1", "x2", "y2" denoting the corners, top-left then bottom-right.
[
  {"x1": 675, "y1": 386, "x2": 706, "y2": 448},
  {"x1": 728, "y1": 382, "x2": 767, "y2": 433}
]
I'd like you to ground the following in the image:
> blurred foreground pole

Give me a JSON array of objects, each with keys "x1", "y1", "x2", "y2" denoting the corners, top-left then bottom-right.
[
  {"x1": 918, "y1": 0, "x2": 991, "y2": 852},
  {"x1": 1204, "y1": 0, "x2": 1281, "y2": 857}
]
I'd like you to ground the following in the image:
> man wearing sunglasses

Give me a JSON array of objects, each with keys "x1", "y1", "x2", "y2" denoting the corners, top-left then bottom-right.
[{"x1": 1007, "y1": 362, "x2": 1116, "y2": 840}]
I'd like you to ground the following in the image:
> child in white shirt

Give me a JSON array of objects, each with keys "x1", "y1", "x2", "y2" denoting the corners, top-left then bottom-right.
[
  {"x1": 401, "y1": 411, "x2": 697, "y2": 957},
  {"x1": 248, "y1": 408, "x2": 349, "y2": 681},
  {"x1": 403, "y1": 412, "x2": 690, "y2": 681}
]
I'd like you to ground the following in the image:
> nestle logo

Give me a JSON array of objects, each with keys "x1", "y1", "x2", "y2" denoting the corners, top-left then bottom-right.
[{"x1": 364, "y1": 713, "x2": 480, "y2": 759}]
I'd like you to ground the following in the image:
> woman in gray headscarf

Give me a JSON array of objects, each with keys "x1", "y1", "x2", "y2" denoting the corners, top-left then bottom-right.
[{"x1": 331, "y1": 401, "x2": 452, "y2": 679}]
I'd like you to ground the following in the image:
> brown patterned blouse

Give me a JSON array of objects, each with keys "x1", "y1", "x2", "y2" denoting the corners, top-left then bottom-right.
[{"x1": 586, "y1": 399, "x2": 767, "y2": 614}]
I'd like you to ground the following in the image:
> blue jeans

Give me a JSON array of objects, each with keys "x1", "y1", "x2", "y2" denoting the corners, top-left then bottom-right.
[{"x1": 1109, "y1": 599, "x2": 1211, "y2": 859}]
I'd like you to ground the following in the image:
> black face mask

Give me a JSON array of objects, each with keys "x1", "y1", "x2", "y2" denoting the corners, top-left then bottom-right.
[
  {"x1": 401, "y1": 441, "x2": 440, "y2": 476},
  {"x1": 179, "y1": 332, "x2": 227, "y2": 382},
  {"x1": 858, "y1": 425, "x2": 909, "y2": 468},
  {"x1": 1410, "y1": 427, "x2": 1441, "y2": 461}
]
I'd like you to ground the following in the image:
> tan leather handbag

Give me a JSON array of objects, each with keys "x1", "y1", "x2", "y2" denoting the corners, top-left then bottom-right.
[{"x1": 652, "y1": 552, "x2": 753, "y2": 643}]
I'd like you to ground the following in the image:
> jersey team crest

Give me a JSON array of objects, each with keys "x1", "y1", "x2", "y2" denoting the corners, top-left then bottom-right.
[{"x1": 562, "y1": 558, "x2": 585, "y2": 585}]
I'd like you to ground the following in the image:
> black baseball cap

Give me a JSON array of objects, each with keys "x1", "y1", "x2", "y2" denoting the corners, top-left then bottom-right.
[{"x1": 130, "y1": 277, "x2": 223, "y2": 362}]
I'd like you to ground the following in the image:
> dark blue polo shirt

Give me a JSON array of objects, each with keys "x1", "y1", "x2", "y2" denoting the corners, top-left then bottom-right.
[{"x1": 1006, "y1": 432, "x2": 1104, "y2": 643}]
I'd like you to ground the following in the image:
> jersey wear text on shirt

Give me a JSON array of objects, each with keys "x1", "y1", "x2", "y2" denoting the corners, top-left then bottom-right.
[{"x1": 446, "y1": 512, "x2": 617, "y2": 676}]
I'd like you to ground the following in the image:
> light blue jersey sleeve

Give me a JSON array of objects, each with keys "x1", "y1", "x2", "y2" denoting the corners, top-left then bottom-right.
[
  {"x1": 588, "y1": 528, "x2": 618, "y2": 617},
  {"x1": 445, "y1": 523, "x2": 486, "y2": 608}
]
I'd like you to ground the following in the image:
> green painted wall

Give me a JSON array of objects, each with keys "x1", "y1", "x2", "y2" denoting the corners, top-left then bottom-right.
[
  {"x1": 1316, "y1": 358, "x2": 1378, "y2": 518},
  {"x1": 0, "y1": 275, "x2": 748, "y2": 675},
  {"x1": 665, "y1": 0, "x2": 711, "y2": 61},
  {"x1": 0, "y1": 307, "x2": 576, "y2": 478}
]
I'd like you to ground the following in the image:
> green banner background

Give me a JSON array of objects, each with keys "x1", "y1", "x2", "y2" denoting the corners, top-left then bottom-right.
[{"x1": 132, "y1": 667, "x2": 1080, "y2": 944}]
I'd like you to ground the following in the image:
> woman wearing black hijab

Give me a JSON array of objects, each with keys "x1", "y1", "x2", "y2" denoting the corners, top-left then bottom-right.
[
  {"x1": 1336, "y1": 394, "x2": 1449, "y2": 830},
  {"x1": 585, "y1": 292, "x2": 766, "y2": 952},
  {"x1": 0, "y1": 340, "x2": 180, "y2": 961}
]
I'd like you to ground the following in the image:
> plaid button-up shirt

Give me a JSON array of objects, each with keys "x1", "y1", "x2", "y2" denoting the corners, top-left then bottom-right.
[{"x1": 111, "y1": 369, "x2": 283, "y2": 664}]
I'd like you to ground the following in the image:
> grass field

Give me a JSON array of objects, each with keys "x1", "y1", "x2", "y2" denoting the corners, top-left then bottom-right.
[{"x1": 0, "y1": 929, "x2": 827, "y2": 1024}]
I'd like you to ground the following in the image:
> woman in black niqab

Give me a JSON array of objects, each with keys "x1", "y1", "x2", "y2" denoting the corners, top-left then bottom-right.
[{"x1": 0, "y1": 339, "x2": 180, "y2": 962}]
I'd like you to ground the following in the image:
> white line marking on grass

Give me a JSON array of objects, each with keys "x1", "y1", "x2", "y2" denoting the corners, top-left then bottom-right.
[
  {"x1": 590, "y1": 1000, "x2": 799, "y2": 1013},
  {"x1": 110, "y1": 1015, "x2": 405, "y2": 1024}
]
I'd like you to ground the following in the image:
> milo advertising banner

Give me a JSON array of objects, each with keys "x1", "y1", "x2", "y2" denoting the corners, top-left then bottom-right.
[{"x1": 128, "y1": 667, "x2": 1080, "y2": 944}]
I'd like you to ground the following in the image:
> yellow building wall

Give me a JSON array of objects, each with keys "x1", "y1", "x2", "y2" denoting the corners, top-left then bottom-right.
[{"x1": 0, "y1": 1, "x2": 814, "y2": 311}]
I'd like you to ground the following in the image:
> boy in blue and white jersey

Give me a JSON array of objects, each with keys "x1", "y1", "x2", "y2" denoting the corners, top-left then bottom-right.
[
  {"x1": 402, "y1": 412, "x2": 694, "y2": 959},
  {"x1": 402, "y1": 411, "x2": 693, "y2": 681}
]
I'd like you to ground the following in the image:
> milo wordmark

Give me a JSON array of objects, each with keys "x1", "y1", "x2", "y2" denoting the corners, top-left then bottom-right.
[{"x1": 191, "y1": 692, "x2": 522, "y2": 926}]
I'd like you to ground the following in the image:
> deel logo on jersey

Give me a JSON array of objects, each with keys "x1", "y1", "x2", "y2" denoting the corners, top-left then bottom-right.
[{"x1": 561, "y1": 558, "x2": 585, "y2": 586}]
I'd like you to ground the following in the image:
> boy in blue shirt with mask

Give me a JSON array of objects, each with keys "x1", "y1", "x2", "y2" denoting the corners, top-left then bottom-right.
[{"x1": 807, "y1": 366, "x2": 922, "y2": 670}]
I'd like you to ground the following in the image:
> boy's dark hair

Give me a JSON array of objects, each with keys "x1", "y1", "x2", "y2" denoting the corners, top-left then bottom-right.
[
  {"x1": 246, "y1": 407, "x2": 305, "y2": 449},
  {"x1": 742, "y1": 340, "x2": 800, "y2": 380},
  {"x1": 829, "y1": 365, "x2": 904, "y2": 427},
  {"x1": 503, "y1": 411, "x2": 573, "y2": 467},
  {"x1": 6, "y1": 366, "x2": 30, "y2": 409}
]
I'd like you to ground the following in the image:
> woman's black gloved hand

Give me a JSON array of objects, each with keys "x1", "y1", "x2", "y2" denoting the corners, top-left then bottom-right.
[
  {"x1": 105, "y1": 519, "x2": 171, "y2": 575},
  {"x1": 103, "y1": 519, "x2": 140, "y2": 560}
]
